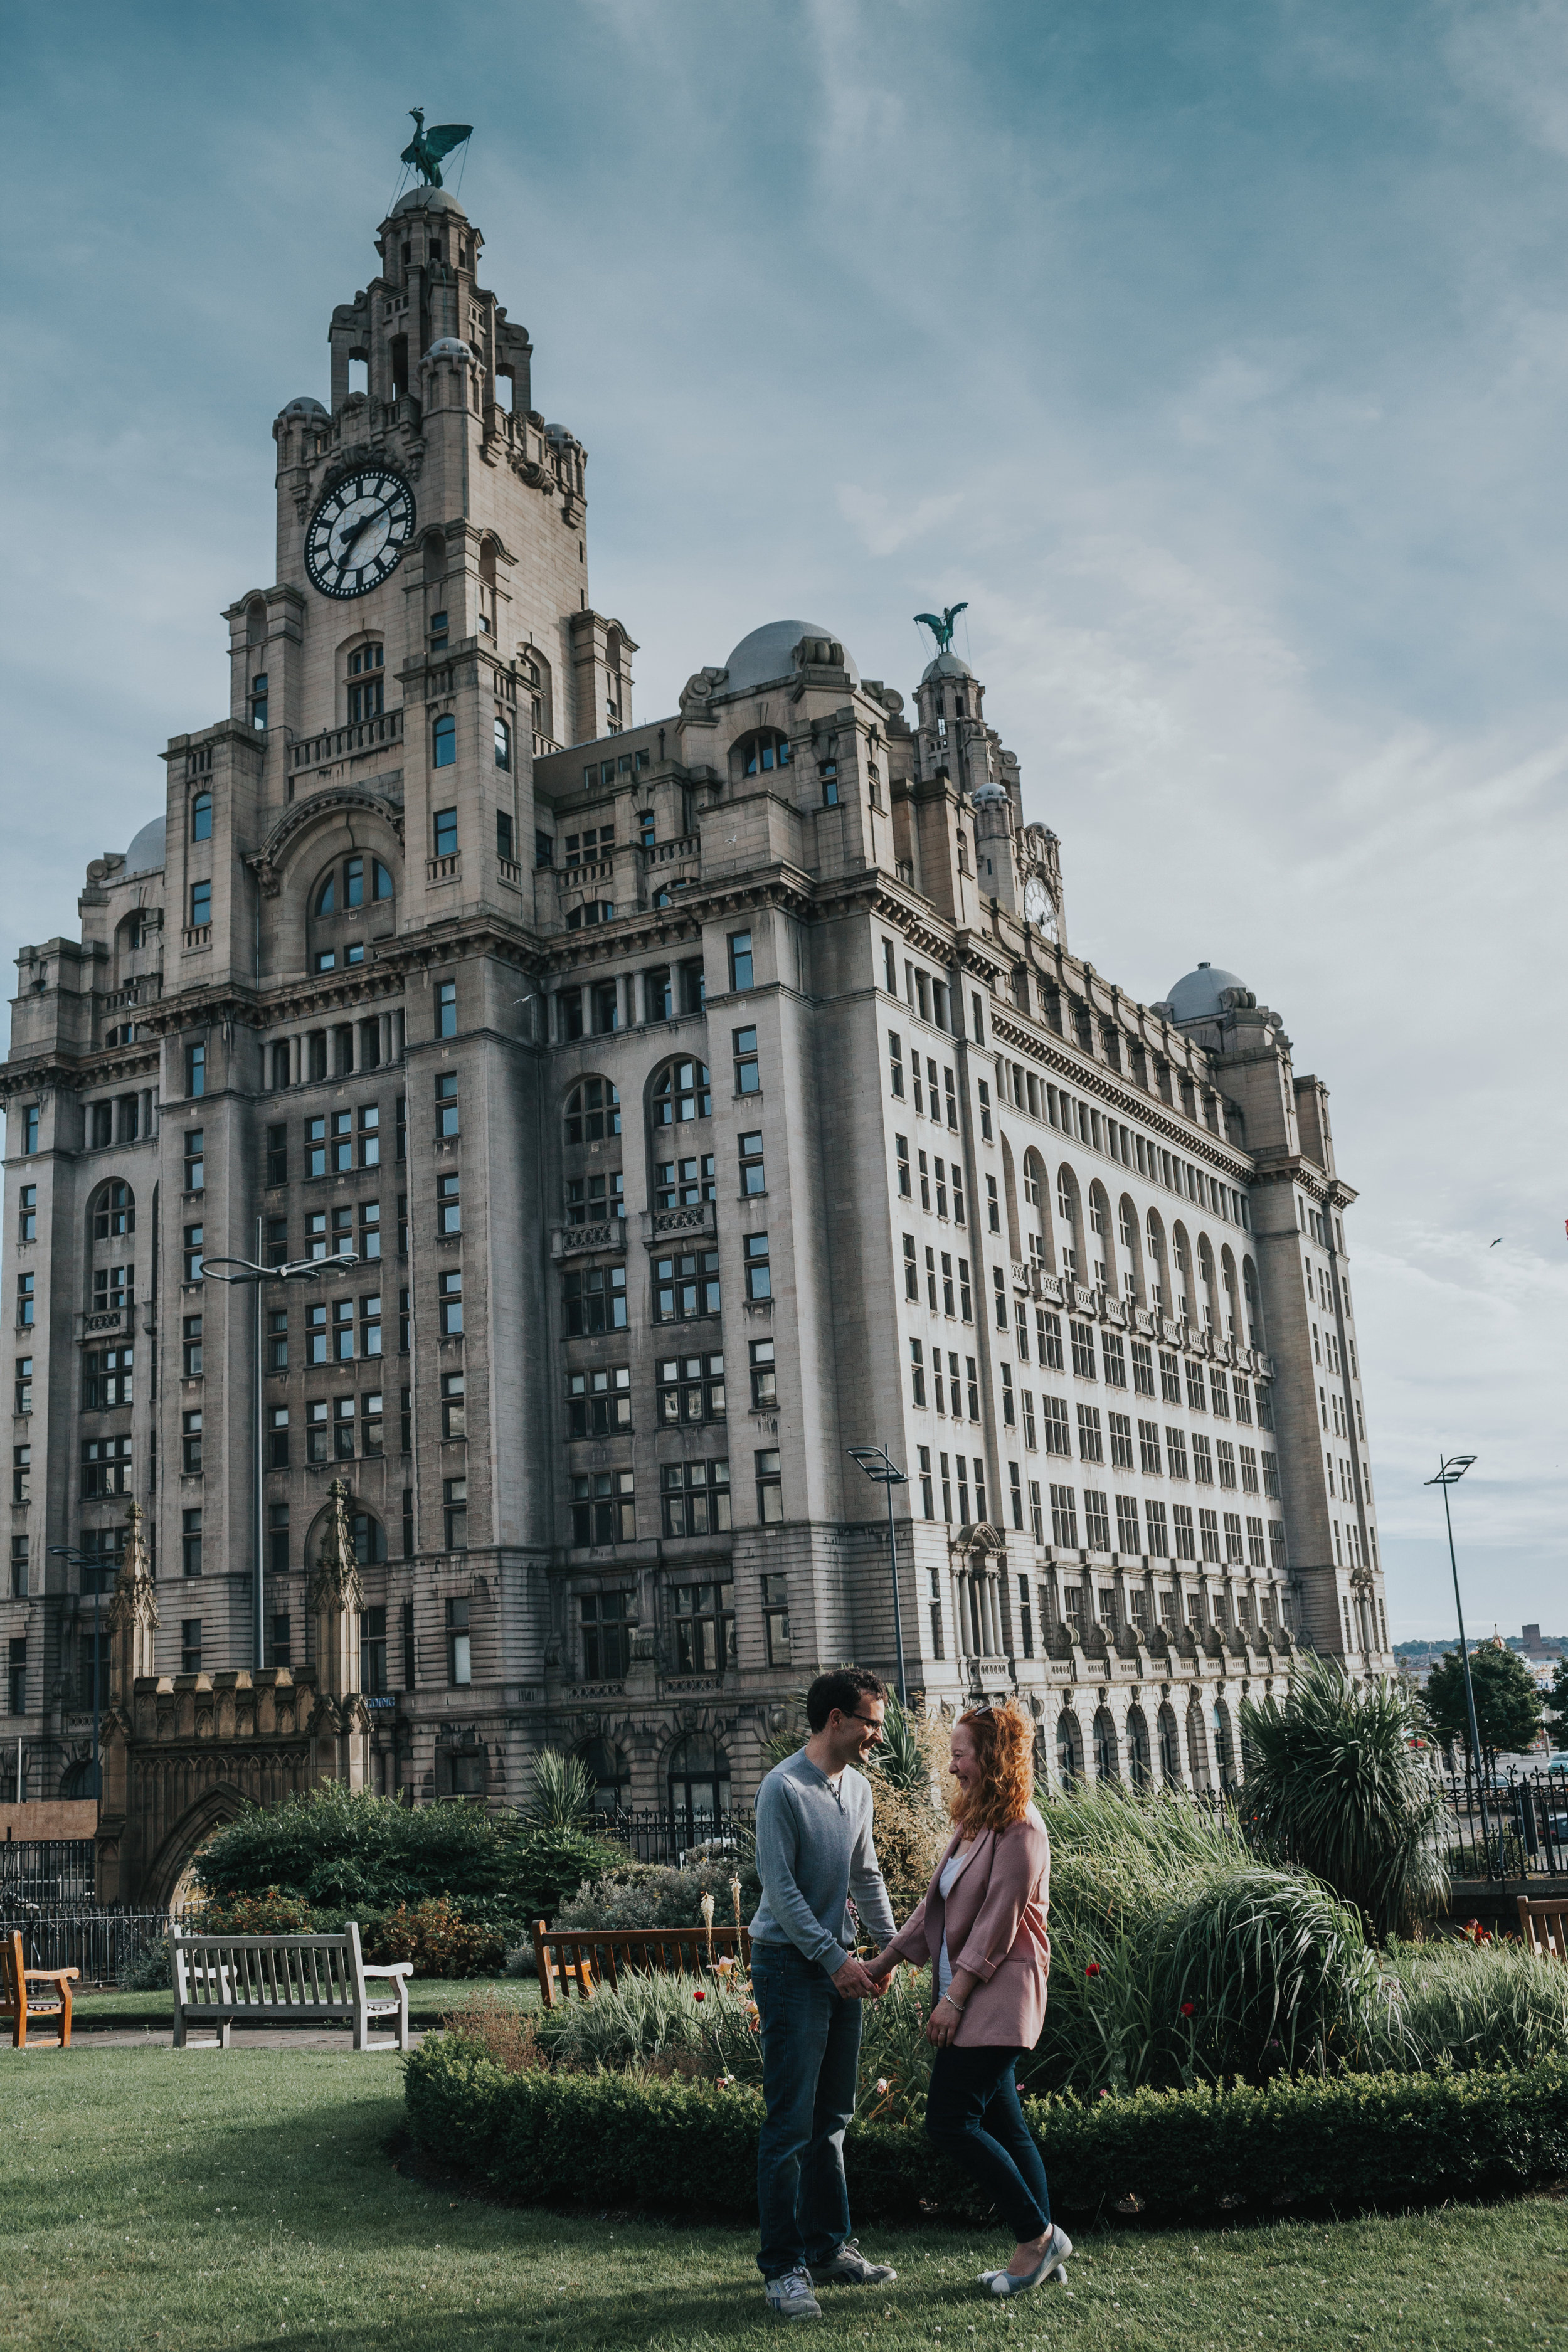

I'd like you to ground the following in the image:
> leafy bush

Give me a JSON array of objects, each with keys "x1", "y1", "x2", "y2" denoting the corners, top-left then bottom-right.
[
  {"x1": 554, "y1": 1859, "x2": 756, "y2": 1936},
  {"x1": 1239, "y1": 1656, "x2": 1449, "y2": 1936},
  {"x1": 118, "y1": 1933, "x2": 172, "y2": 1991},
  {"x1": 524, "y1": 1749, "x2": 595, "y2": 1832},
  {"x1": 404, "y1": 2033, "x2": 1568, "y2": 2224},
  {"x1": 202, "y1": 1889, "x2": 321, "y2": 1936},
  {"x1": 361, "y1": 1897, "x2": 507, "y2": 1979},
  {"x1": 1365, "y1": 1936, "x2": 1568, "y2": 2073},
  {"x1": 192, "y1": 1782, "x2": 623, "y2": 1928}
]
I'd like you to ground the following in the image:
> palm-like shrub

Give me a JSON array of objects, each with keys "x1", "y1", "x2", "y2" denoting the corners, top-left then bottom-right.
[
  {"x1": 1239, "y1": 1656, "x2": 1449, "y2": 1937},
  {"x1": 524, "y1": 1747, "x2": 595, "y2": 1831},
  {"x1": 1152, "y1": 1865, "x2": 1380, "y2": 2081}
]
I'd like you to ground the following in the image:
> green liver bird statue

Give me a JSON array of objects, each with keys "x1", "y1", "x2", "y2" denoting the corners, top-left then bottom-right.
[
  {"x1": 914, "y1": 602, "x2": 968, "y2": 654},
  {"x1": 401, "y1": 109, "x2": 474, "y2": 188}
]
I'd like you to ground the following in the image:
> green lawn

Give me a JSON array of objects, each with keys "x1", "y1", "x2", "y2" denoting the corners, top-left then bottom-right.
[
  {"x1": 66, "y1": 1977, "x2": 539, "y2": 2030},
  {"x1": 1, "y1": 2048, "x2": 1564, "y2": 2352}
]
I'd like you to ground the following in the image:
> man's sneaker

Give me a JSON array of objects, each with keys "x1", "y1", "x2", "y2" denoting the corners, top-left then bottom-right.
[
  {"x1": 810, "y1": 2240, "x2": 899, "y2": 2287},
  {"x1": 765, "y1": 2267, "x2": 822, "y2": 2320}
]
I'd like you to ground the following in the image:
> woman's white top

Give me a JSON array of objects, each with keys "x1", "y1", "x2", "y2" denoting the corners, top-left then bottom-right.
[{"x1": 935, "y1": 1843, "x2": 972, "y2": 2003}]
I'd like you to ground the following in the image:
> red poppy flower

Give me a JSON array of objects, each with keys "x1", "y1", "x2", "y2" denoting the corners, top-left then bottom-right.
[
  {"x1": 1180, "y1": 2001, "x2": 1197, "y2": 2018},
  {"x1": 693, "y1": 1988, "x2": 707, "y2": 2001},
  {"x1": 1084, "y1": 1961, "x2": 1101, "y2": 1977}
]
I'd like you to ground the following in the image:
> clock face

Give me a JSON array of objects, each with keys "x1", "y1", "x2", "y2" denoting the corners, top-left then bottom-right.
[
  {"x1": 304, "y1": 468, "x2": 416, "y2": 600},
  {"x1": 1024, "y1": 874, "x2": 1056, "y2": 933}
]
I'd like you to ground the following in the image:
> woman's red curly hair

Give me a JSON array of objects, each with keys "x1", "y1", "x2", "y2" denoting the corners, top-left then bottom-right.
[{"x1": 951, "y1": 1703, "x2": 1034, "y2": 1834}]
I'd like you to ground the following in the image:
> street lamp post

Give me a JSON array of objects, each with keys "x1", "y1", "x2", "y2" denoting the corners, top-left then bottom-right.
[
  {"x1": 1424, "y1": 1453, "x2": 1494, "y2": 1868},
  {"x1": 47, "y1": 1545, "x2": 102, "y2": 1803},
  {"x1": 848, "y1": 1444, "x2": 909, "y2": 1709},
  {"x1": 203, "y1": 1224, "x2": 358, "y2": 1673}
]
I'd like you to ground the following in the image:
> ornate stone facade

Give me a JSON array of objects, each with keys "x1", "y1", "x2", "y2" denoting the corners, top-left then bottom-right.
[{"x1": 0, "y1": 174, "x2": 1390, "y2": 1877}]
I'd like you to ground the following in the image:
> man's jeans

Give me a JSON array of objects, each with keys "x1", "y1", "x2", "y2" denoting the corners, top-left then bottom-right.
[{"x1": 752, "y1": 1939, "x2": 864, "y2": 2280}]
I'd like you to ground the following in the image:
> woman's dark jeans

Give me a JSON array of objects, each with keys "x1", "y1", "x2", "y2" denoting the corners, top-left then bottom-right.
[{"x1": 924, "y1": 2043, "x2": 1052, "y2": 2242}]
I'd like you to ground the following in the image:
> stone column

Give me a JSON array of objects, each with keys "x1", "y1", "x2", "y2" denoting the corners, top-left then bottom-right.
[{"x1": 305, "y1": 1478, "x2": 369, "y2": 1791}]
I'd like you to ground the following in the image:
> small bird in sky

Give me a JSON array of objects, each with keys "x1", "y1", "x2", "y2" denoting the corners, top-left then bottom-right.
[{"x1": 1490, "y1": 1237, "x2": 1503, "y2": 1247}]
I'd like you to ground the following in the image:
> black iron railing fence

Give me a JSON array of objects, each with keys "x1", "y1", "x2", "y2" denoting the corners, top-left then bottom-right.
[
  {"x1": 0, "y1": 1905, "x2": 194, "y2": 1982},
  {"x1": 1439, "y1": 1765, "x2": 1568, "y2": 1882},
  {"x1": 591, "y1": 1807, "x2": 751, "y2": 1867},
  {"x1": 0, "y1": 1838, "x2": 95, "y2": 1905}
]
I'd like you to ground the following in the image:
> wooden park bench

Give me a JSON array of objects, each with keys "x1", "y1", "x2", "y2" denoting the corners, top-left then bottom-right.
[
  {"x1": 1517, "y1": 1893, "x2": 1568, "y2": 1963},
  {"x1": 171, "y1": 1922, "x2": 411, "y2": 2050},
  {"x1": 2, "y1": 1929, "x2": 78, "y2": 2048},
  {"x1": 532, "y1": 1919, "x2": 751, "y2": 2008}
]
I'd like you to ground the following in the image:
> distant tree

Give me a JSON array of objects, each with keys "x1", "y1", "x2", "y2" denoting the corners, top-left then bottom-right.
[
  {"x1": 1424, "y1": 1643, "x2": 1542, "y2": 1767},
  {"x1": 1545, "y1": 1658, "x2": 1568, "y2": 1752}
]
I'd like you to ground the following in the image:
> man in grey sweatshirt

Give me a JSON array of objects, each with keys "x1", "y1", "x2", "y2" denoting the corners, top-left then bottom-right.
[{"x1": 750, "y1": 1666, "x2": 899, "y2": 2319}]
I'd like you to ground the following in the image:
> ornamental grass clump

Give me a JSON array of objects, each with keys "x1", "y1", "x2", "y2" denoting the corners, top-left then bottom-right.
[{"x1": 1365, "y1": 1934, "x2": 1568, "y2": 2073}]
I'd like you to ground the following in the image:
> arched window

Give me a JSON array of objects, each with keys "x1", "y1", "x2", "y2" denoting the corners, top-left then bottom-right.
[
  {"x1": 309, "y1": 854, "x2": 395, "y2": 972},
  {"x1": 1212, "y1": 1699, "x2": 1236, "y2": 1788},
  {"x1": 737, "y1": 729, "x2": 792, "y2": 777},
  {"x1": 1119, "y1": 1200, "x2": 1135, "y2": 1251},
  {"x1": 1172, "y1": 1224, "x2": 1192, "y2": 1320},
  {"x1": 1125, "y1": 1705, "x2": 1152, "y2": 1788},
  {"x1": 652, "y1": 1059, "x2": 711, "y2": 1126},
  {"x1": 246, "y1": 599, "x2": 266, "y2": 645},
  {"x1": 315, "y1": 869, "x2": 336, "y2": 916},
  {"x1": 494, "y1": 716, "x2": 511, "y2": 771},
  {"x1": 346, "y1": 640, "x2": 384, "y2": 721},
  {"x1": 478, "y1": 539, "x2": 497, "y2": 635},
  {"x1": 1093, "y1": 1706, "x2": 1120, "y2": 1783},
  {"x1": 1056, "y1": 1166, "x2": 1081, "y2": 1280},
  {"x1": 667, "y1": 1731, "x2": 730, "y2": 1828},
  {"x1": 191, "y1": 792, "x2": 213, "y2": 843},
  {"x1": 1157, "y1": 1702, "x2": 1182, "y2": 1786},
  {"x1": 564, "y1": 1078, "x2": 620, "y2": 1145},
  {"x1": 1118, "y1": 1195, "x2": 1142, "y2": 1299},
  {"x1": 1088, "y1": 1184, "x2": 1112, "y2": 1286},
  {"x1": 1185, "y1": 1700, "x2": 1211, "y2": 1791},
  {"x1": 433, "y1": 712, "x2": 456, "y2": 767},
  {"x1": 92, "y1": 1181, "x2": 134, "y2": 1241},
  {"x1": 1145, "y1": 1210, "x2": 1167, "y2": 1309},
  {"x1": 1000, "y1": 1135, "x2": 1021, "y2": 1260},
  {"x1": 1056, "y1": 1710, "x2": 1083, "y2": 1789},
  {"x1": 1022, "y1": 1148, "x2": 1049, "y2": 1269},
  {"x1": 576, "y1": 1735, "x2": 630, "y2": 1814},
  {"x1": 1197, "y1": 1237, "x2": 1216, "y2": 1329},
  {"x1": 1243, "y1": 1256, "x2": 1263, "y2": 1348}
]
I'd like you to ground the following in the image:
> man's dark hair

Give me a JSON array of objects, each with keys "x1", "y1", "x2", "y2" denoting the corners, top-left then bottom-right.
[{"x1": 805, "y1": 1667, "x2": 887, "y2": 1732}]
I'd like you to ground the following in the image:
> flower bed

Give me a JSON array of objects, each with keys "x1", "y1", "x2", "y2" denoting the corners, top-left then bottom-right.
[{"x1": 403, "y1": 2033, "x2": 1568, "y2": 2225}]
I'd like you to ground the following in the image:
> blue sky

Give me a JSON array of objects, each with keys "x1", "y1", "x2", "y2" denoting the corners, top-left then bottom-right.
[{"x1": 4, "y1": 0, "x2": 1565, "y2": 1638}]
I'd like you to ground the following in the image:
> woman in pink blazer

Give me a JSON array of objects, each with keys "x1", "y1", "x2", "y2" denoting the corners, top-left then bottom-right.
[{"x1": 865, "y1": 1704, "x2": 1069, "y2": 2297}]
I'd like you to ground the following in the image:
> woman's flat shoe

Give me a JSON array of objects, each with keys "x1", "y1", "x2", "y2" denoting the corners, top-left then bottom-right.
[{"x1": 980, "y1": 2228, "x2": 1073, "y2": 2297}]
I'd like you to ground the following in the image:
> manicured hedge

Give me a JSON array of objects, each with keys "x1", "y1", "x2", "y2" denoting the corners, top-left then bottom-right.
[{"x1": 403, "y1": 2038, "x2": 1568, "y2": 2226}]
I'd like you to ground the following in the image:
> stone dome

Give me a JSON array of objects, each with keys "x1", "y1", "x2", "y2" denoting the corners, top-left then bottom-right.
[
  {"x1": 124, "y1": 815, "x2": 167, "y2": 876},
  {"x1": 390, "y1": 185, "x2": 469, "y2": 218},
  {"x1": 280, "y1": 396, "x2": 329, "y2": 420},
  {"x1": 721, "y1": 621, "x2": 859, "y2": 698},
  {"x1": 921, "y1": 649, "x2": 975, "y2": 685},
  {"x1": 1164, "y1": 961, "x2": 1248, "y2": 1023},
  {"x1": 425, "y1": 337, "x2": 471, "y2": 360}
]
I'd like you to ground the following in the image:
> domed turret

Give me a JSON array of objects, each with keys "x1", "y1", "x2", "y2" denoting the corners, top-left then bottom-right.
[{"x1": 1159, "y1": 961, "x2": 1251, "y2": 1024}]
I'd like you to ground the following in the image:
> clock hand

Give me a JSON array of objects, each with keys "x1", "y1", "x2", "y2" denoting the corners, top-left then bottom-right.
[{"x1": 336, "y1": 509, "x2": 376, "y2": 566}]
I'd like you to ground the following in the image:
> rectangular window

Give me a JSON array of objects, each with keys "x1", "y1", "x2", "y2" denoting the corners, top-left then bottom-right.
[
  {"x1": 80, "y1": 1433, "x2": 133, "y2": 1497},
  {"x1": 1069, "y1": 1320, "x2": 1096, "y2": 1380},
  {"x1": 652, "y1": 1250, "x2": 719, "y2": 1323},
  {"x1": 895, "y1": 1134, "x2": 911, "y2": 1197},
  {"x1": 13, "y1": 1357, "x2": 31, "y2": 1417},
  {"x1": 1136, "y1": 1418, "x2": 1162, "y2": 1476},
  {"x1": 1029, "y1": 1481, "x2": 1044, "y2": 1544},
  {"x1": 181, "y1": 1619, "x2": 203, "y2": 1677},
  {"x1": 1256, "y1": 1384, "x2": 1274, "y2": 1432},
  {"x1": 756, "y1": 1448, "x2": 783, "y2": 1523},
  {"x1": 1185, "y1": 1360, "x2": 1207, "y2": 1412},
  {"x1": 358, "y1": 1294, "x2": 382, "y2": 1357},
  {"x1": 909, "y1": 1338, "x2": 926, "y2": 1408},
  {"x1": 1146, "y1": 1497, "x2": 1169, "y2": 1557},
  {"x1": 1192, "y1": 1433, "x2": 1214, "y2": 1485},
  {"x1": 888, "y1": 1032, "x2": 905, "y2": 1098},
  {"x1": 1009, "y1": 1461, "x2": 1024, "y2": 1532},
  {"x1": 1246, "y1": 1513, "x2": 1267, "y2": 1569},
  {"x1": 738, "y1": 1130, "x2": 765, "y2": 1195},
  {"x1": 438, "y1": 1271, "x2": 464, "y2": 1335},
  {"x1": 1076, "y1": 1402, "x2": 1103, "y2": 1463},
  {"x1": 21, "y1": 1107, "x2": 38, "y2": 1155},
  {"x1": 189, "y1": 879, "x2": 211, "y2": 928},
  {"x1": 496, "y1": 810, "x2": 514, "y2": 862},
  {"x1": 1173, "y1": 1502, "x2": 1197, "y2": 1560},
  {"x1": 267, "y1": 1405, "x2": 289, "y2": 1469},
  {"x1": 436, "y1": 978, "x2": 457, "y2": 1038},
  {"x1": 660, "y1": 1460, "x2": 732, "y2": 1539},
  {"x1": 180, "y1": 1131, "x2": 204, "y2": 1195},
  {"x1": 1131, "y1": 1340, "x2": 1155, "y2": 1397},
  {"x1": 1107, "y1": 1410, "x2": 1134, "y2": 1469},
  {"x1": 1022, "y1": 1389, "x2": 1037, "y2": 1449},
  {"x1": 743, "y1": 1232, "x2": 771, "y2": 1300},
  {"x1": 1050, "y1": 1483, "x2": 1079, "y2": 1549},
  {"x1": 443, "y1": 1476, "x2": 469, "y2": 1551},
  {"x1": 1269, "y1": 1520, "x2": 1288, "y2": 1571},
  {"x1": 1000, "y1": 1364, "x2": 1015, "y2": 1426},
  {"x1": 1101, "y1": 1331, "x2": 1127, "y2": 1389},
  {"x1": 437, "y1": 1172, "x2": 462, "y2": 1236},
  {"x1": 1232, "y1": 1375, "x2": 1253, "y2": 1424},
  {"x1": 181, "y1": 1507, "x2": 203, "y2": 1579},
  {"x1": 1042, "y1": 1394, "x2": 1071, "y2": 1457},
  {"x1": 359, "y1": 1391, "x2": 384, "y2": 1458},
  {"x1": 440, "y1": 1367, "x2": 469, "y2": 1441},
  {"x1": 1216, "y1": 1438, "x2": 1237, "y2": 1490},
  {"x1": 903, "y1": 1234, "x2": 919, "y2": 1301},
  {"x1": 305, "y1": 1399, "x2": 329, "y2": 1464},
  {"x1": 1223, "y1": 1510, "x2": 1244, "y2": 1563},
  {"x1": 1209, "y1": 1369, "x2": 1231, "y2": 1417},
  {"x1": 672, "y1": 1576, "x2": 737, "y2": 1672},
  {"x1": 655, "y1": 1353, "x2": 723, "y2": 1427},
  {"x1": 733, "y1": 1026, "x2": 760, "y2": 1094},
  {"x1": 447, "y1": 1596, "x2": 471, "y2": 1684},
  {"x1": 748, "y1": 1337, "x2": 776, "y2": 1408},
  {"x1": 1115, "y1": 1493, "x2": 1141, "y2": 1555},
  {"x1": 1199, "y1": 1507, "x2": 1222, "y2": 1563},
  {"x1": 1239, "y1": 1443, "x2": 1259, "y2": 1494},
  {"x1": 1160, "y1": 1350, "x2": 1182, "y2": 1405},
  {"x1": 1083, "y1": 1490, "x2": 1111, "y2": 1552},
  {"x1": 11, "y1": 1444, "x2": 29, "y2": 1505},
  {"x1": 357, "y1": 1104, "x2": 380, "y2": 1168},
  {"x1": 181, "y1": 1409, "x2": 203, "y2": 1475},
  {"x1": 763, "y1": 1571, "x2": 792, "y2": 1664},
  {"x1": 728, "y1": 931, "x2": 754, "y2": 992},
  {"x1": 570, "y1": 1470, "x2": 636, "y2": 1547},
  {"x1": 579, "y1": 1588, "x2": 633, "y2": 1678},
  {"x1": 433, "y1": 807, "x2": 458, "y2": 858},
  {"x1": 83, "y1": 1344, "x2": 135, "y2": 1409},
  {"x1": 187, "y1": 1042, "x2": 206, "y2": 1098},
  {"x1": 1262, "y1": 1450, "x2": 1280, "y2": 1499}
]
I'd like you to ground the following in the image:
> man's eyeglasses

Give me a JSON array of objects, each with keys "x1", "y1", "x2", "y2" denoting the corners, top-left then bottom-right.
[{"x1": 845, "y1": 1711, "x2": 885, "y2": 1736}]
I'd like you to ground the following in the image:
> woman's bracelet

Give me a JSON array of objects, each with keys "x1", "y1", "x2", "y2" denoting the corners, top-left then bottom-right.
[{"x1": 940, "y1": 1991, "x2": 965, "y2": 2014}]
